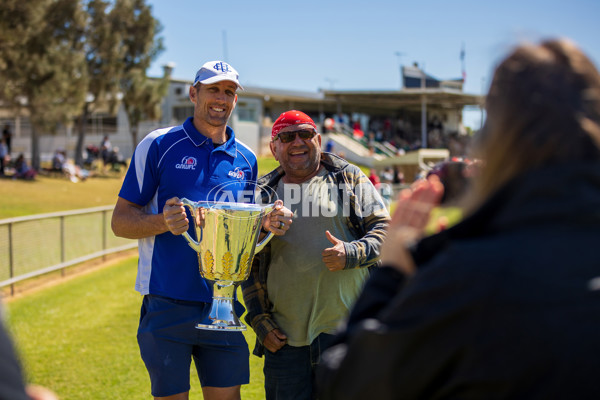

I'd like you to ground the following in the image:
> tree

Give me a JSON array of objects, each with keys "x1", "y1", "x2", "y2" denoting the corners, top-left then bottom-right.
[
  {"x1": 1, "y1": 0, "x2": 165, "y2": 168},
  {"x1": 115, "y1": 0, "x2": 166, "y2": 147},
  {"x1": 73, "y1": 0, "x2": 124, "y2": 166},
  {"x1": 73, "y1": 0, "x2": 165, "y2": 163},
  {"x1": 122, "y1": 68, "x2": 169, "y2": 146},
  {"x1": 0, "y1": 0, "x2": 88, "y2": 170}
]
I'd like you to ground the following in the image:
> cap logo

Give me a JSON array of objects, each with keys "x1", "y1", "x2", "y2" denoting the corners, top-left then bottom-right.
[{"x1": 213, "y1": 62, "x2": 231, "y2": 73}]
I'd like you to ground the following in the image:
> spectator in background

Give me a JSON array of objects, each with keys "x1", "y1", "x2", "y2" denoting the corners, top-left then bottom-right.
[
  {"x1": 51, "y1": 150, "x2": 66, "y2": 173},
  {"x1": 352, "y1": 127, "x2": 364, "y2": 140},
  {"x1": 107, "y1": 146, "x2": 128, "y2": 171},
  {"x1": 379, "y1": 166, "x2": 394, "y2": 184},
  {"x1": 318, "y1": 38, "x2": 600, "y2": 399},
  {"x1": 352, "y1": 120, "x2": 364, "y2": 139},
  {"x1": 366, "y1": 132, "x2": 375, "y2": 148},
  {"x1": 84, "y1": 145, "x2": 99, "y2": 169},
  {"x1": 62, "y1": 158, "x2": 90, "y2": 183},
  {"x1": 325, "y1": 139, "x2": 334, "y2": 153},
  {"x1": 378, "y1": 167, "x2": 395, "y2": 208},
  {"x1": 13, "y1": 154, "x2": 36, "y2": 180},
  {"x1": 383, "y1": 118, "x2": 392, "y2": 140},
  {"x1": 323, "y1": 117, "x2": 335, "y2": 133},
  {"x1": 367, "y1": 168, "x2": 380, "y2": 189},
  {"x1": 393, "y1": 166, "x2": 405, "y2": 185},
  {"x1": 0, "y1": 138, "x2": 7, "y2": 176},
  {"x1": 2, "y1": 124, "x2": 12, "y2": 155},
  {"x1": 100, "y1": 135, "x2": 111, "y2": 170}
]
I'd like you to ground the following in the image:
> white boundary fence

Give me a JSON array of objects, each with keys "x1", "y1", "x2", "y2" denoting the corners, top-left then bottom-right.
[{"x1": 0, "y1": 206, "x2": 137, "y2": 295}]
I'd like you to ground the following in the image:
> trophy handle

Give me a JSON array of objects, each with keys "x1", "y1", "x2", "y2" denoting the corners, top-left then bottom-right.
[
  {"x1": 181, "y1": 198, "x2": 203, "y2": 252},
  {"x1": 255, "y1": 204, "x2": 276, "y2": 253},
  {"x1": 255, "y1": 231, "x2": 273, "y2": 253}
]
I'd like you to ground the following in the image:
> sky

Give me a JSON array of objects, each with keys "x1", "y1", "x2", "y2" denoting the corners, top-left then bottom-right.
[{"x1": 145, "y1": 0, "x2": 600, "y2": 129}]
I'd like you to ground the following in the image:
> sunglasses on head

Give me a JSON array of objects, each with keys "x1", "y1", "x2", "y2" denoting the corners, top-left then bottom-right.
[{"x1": 273, "y1": 129, "x2": 316, "y2": 143}]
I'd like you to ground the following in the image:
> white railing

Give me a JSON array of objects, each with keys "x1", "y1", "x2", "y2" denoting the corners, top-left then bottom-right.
[{"x1": 0, "y1": 206, "x2": 137, "y2": 294}]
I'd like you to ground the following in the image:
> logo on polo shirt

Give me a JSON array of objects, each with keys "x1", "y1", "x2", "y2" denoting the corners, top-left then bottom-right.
[
  {"x1": 228, "y1": 167, "x2": 245, "y2": 180},
  {"x1": 175, "y1": 156, "x2": 197, "y2": 170}
]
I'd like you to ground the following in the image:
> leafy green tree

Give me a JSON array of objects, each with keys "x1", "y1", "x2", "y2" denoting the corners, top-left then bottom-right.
[
  {"x1": 74, "y1": 0, "x2": 165, "y2": 166},
  {"x1": 73, "y1": 0, "x2": 124, "y2": 166},
  {"x1": 122, "y1": 66, "x2": 170, "y2": 146},
  {"x1": 0, "y1": 0, "x2": 88, "y2": 170},
  {"x1": 1, "y1": 0, "x2": 165, "y2": 168},
  {"x1": 115, "y1": 0, "x2": 166, "y2": 147}
]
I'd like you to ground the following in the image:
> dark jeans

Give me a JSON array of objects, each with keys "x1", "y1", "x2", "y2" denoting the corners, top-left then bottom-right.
[{"x1": 264, "y1": 332, "x2": 336, "y2": 400}]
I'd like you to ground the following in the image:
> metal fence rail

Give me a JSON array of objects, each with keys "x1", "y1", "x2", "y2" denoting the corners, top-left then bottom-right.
[{"x1": 0, "y1": 206, "x2": 137, "y2": 294}]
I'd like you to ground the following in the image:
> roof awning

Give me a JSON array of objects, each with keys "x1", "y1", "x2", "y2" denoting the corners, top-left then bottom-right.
[{"x1": 322, "y1": 89, "x2": 483, "y2": 109}]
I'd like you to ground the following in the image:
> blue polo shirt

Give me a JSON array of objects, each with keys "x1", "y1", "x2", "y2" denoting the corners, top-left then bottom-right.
[{"x1": 119, "y1": 117, "x2": 258, "y2": 301}]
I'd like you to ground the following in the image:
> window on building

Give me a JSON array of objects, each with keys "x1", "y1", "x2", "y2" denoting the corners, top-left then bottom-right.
[
  {"x1": 173, "y1": 106, "x2": 194, "y2": 122},
  {"x1": 236, "y1": 102, "x2": 258, "y2": 122},
  {"x1": 85, "y1": 113, "x2": 117, "y2": 135}
]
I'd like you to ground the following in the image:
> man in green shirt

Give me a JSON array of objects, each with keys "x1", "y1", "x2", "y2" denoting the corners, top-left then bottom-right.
[{"x1": 242, "y1": 110, "x2": 390, "y2": 400}]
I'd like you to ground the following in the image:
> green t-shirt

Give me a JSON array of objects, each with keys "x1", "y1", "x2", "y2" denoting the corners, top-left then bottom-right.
[{"x1": 267, "y1": 168, "x2": 369, "y2": 346}]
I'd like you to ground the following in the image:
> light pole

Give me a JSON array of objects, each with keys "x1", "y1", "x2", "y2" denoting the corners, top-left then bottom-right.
[
  {"x1": 222, "y1": 30, "x2": 229, "y2": 62},
  {"x1": 395, "y1": 51, "x2": 405, "y2": 89},
  {"x1": 420, "y1": 62, "x2": 427, "y2": 148}
]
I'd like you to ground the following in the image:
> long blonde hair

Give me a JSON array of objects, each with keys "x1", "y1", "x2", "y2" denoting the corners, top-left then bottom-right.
[{"x1": 465, "y1": 39, "x2": 600, "y2": 212}]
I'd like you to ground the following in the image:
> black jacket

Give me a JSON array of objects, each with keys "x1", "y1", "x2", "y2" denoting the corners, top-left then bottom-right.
[
  {"x1": 0, "y1": 317, "x2": 30, "y2": 400},
  {"x1": 318, "y1": 163, "x2": 600, "y2": 400}
]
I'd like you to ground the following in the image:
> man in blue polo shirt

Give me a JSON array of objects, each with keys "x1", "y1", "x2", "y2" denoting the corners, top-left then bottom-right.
[{"x1": 112, "y1": 61, "x2": 292, "y2": 400}]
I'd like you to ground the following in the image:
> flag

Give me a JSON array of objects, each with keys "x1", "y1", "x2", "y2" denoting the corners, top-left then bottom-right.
[{"x1": 460, "y1": 42, "x2": 466, "y2": 83}]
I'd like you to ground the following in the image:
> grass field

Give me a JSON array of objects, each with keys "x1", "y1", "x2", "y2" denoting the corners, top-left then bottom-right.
[{"x1": 0, "y1": 174, "x2": 124, "y2": 218}]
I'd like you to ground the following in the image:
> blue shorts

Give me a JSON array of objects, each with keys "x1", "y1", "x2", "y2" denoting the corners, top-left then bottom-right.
[{"x1": 137, "y1": 295, "x2": 250, "y2": 397}]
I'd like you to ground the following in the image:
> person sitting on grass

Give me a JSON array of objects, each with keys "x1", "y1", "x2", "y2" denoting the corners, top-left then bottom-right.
[{"x1": 13, "y1": 154, "x2": 36, "y2": 180}]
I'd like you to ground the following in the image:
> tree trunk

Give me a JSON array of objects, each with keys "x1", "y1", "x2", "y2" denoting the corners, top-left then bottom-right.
[
  {"x1": 131, "y1": 124, "x2": 138, "y2": 150},
  {"x1": 31, "y1": 125, "x2": 40, "y2": 171},
  {"x1": 74, "y1": 103, "x2": 89, "y2": 167}
]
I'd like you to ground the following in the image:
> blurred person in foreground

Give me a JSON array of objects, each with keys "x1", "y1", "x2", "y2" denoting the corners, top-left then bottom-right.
[
  {"x1": 317, "y1": 38, "x2": 600, "y2": 399},
  {"x1": 1, "y1": 304, "x2": 58, "y2": 400},
  {"x1": 112, "y1": 61, "x2": 287, "y2": 400},
  {"x1": 242, "y1": 110, "x2": 390, "y2": 400}
]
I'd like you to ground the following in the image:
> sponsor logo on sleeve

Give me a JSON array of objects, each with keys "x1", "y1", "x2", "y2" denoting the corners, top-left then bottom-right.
[{"x1": 227, "y1": 167, "x2": 245, "y2": 180}]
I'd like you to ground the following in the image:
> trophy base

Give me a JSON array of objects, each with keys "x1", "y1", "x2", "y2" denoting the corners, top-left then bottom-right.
[
  {"x1": 195, "y1": 322, "x2": 246, "y2": 331},
  {"x1": 195, "y1": 296, "x2": 247, "y2": 331}
]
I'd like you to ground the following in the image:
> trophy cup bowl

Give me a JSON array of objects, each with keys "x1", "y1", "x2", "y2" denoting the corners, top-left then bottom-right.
[{"x1": 181, "y1": 199, "x2": 274, "y2": 331}]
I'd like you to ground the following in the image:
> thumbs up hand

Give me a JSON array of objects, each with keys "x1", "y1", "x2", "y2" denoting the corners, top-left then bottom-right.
[{"x1": 322, "y1": 230, "x2": 347, "y2": 271}]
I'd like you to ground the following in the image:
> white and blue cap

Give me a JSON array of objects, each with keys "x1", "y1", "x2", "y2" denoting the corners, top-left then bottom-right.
[{"x1": 193, "y1": 60, "x2": 243, "y2": 90}]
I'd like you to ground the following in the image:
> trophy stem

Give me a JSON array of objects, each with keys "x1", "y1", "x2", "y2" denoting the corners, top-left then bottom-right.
[{"x1": 195, "y1": 281, "x2": 246, "y2": 331}]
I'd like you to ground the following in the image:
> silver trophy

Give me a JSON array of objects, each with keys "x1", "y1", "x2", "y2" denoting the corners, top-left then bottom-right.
[{"x1": 181, "y1": 199, "x2": 274, "y2": 331}]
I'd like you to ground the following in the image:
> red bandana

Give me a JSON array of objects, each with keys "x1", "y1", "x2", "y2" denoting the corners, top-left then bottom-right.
[{"x1": 271, "y1": 110, "x2": 317, "y2": 140}]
